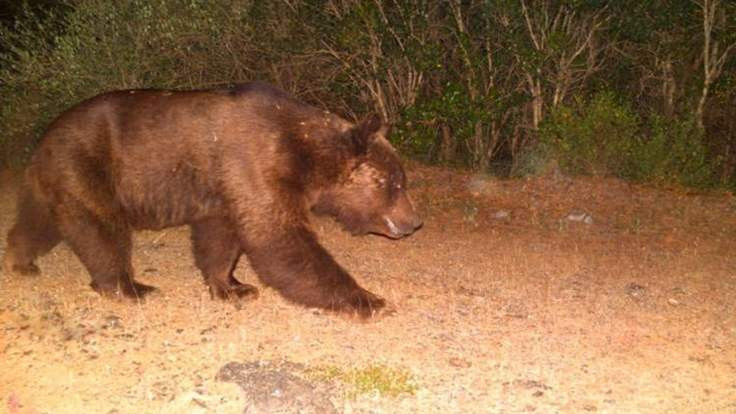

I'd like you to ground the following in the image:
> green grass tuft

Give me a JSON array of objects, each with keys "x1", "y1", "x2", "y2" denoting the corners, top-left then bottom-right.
[{"x1": 310, "y1": 364, "x2": 417, "y2": 399}]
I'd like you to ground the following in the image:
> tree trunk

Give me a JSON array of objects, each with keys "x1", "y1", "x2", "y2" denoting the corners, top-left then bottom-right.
[
  {"x1": 472, "y1": 121, "x2": 486, "y2": 170},
  {"x1": 526, "y1": 74, "x2": 543, "y2": 130},
  {"x1": 440, "y1": 124, "x2": 455, "y2": 163},
  {"x1": 661, "y1": 59, "x2": 676, "y2": 118}
]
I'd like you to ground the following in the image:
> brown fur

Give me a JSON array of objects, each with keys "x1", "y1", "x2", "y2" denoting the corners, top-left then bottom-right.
[{"x1": 3, "y1": 82, "x2": 421, "y2": 318}]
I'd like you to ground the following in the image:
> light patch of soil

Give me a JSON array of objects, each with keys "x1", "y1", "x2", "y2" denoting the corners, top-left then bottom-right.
[{"x1": 1, "y1": 164, "x2": 735, "y2": 413}]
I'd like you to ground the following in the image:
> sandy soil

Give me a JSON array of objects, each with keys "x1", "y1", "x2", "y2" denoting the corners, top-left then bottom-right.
[{"x1": 1, "y1": 164, "x2": 735, "y2": 414}]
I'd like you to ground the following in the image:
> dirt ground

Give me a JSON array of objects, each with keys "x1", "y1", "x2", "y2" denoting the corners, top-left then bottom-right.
[{"x1": 1, "y1": 164, "x2": 735, "y2": 414}]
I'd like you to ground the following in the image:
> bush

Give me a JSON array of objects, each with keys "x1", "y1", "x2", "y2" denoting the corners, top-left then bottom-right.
[
  {"x1": 395, "y1": 82, "x2": 486, "y2": 163},
  {"x1": 534, "y1": 92, "x2": 715, "y2": 187},
  {"x1": 631, "y1": 115, "x2": 714, "y2": 187},
  {"x1": 0, "y1": 0, "x2": 425, "y2": 168},
  {"x1": 394, "y1": 82, "x2": 506, "y2": 167},
  {"x1": 0, "y1": 0, "x2": 252, "y2": 167},
  {"x1": 537, "y1": 91, "x2": 640, "y2": 177},
  {"x1": 0, "y1": 1, "x2": 726, "y2": 189}
]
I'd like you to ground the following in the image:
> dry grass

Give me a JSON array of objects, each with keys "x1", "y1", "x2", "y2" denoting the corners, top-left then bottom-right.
[{"x1": 1, "y1": 165, "x2": 735, "y2": 413}]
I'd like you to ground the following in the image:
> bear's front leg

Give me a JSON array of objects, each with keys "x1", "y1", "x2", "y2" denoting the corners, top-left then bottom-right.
[{"x1": 244, "y1": 225, "x2": 387, "y2": 319}]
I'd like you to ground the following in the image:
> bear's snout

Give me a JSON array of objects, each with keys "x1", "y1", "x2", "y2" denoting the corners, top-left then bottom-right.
[
  {"x1": 382, "y1": 214, "x2": 422, "y2": 239},
  {"x1": 380, "y1": 193, "x2": 422, "y2": 239}
]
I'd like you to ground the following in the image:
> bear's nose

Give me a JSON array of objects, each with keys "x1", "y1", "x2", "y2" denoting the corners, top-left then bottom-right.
[
  {"x1": 397, "y1": 214, "x2": 422, "y2": 236},
  {"x1": 410, "y1": 215, "x2": 423, "y2": 231}
]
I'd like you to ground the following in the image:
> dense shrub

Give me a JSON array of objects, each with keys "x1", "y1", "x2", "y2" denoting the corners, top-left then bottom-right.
[
  {"x1": 537, "y1": 92, "x2": 640, "y2": 177},
  {"x1": 631, "y1": 116, "x2": 714, "y2": 187},
  {"x1": 0, "y1": 1, "x2": 732, "y2": 190},
  {"x1": 0, "y1": 0, "x2": 252, "y2": 167},
  {"x1": 395, "y1": 83, "x2": 487, "y2": 163},
  {"x1": 536, "y1": 92, "x2": 715, "y2": 187}
]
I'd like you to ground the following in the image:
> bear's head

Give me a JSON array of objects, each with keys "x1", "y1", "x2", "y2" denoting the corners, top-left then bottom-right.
[{"x1": 314, "y1": 115, "x2": 423, "y2": 239}]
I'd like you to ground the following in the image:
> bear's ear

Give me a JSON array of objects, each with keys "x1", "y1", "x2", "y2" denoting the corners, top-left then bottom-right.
[
  {"x1": 350, "y1": 114, "x2": 387, "y2": 155},
  {"x1": 360, "y1": 114, "x2": 383, "y2": 137}
]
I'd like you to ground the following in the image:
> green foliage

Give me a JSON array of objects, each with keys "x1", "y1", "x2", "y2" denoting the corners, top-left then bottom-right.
[
  {"x1": 631, "y1": 116, "x2": 714, "y2": 187},
  {"x1": 535, "y1": 92, "x2": 715, "y2": 187},
  {"x1": 0, "y1": 0, "x2": 251, "y2": 167},
  {"x1": 395, "y1": 83, "x2": 485, "y2": 161},
  {"x1": 395, "y1": 82, "x2": 513, "y2": 167},
  {"x1": 0, "y1": 0, "x2": 732, "y2": 189},
  {"x1": 393, "y1": 104, "x2": 436, "y2": 161},
  {"x1": 537, "y1": 92, "x2": 640, "y2": 177}
]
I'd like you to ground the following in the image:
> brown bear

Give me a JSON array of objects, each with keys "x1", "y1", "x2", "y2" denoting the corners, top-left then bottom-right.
[{"x1": 3, "y1": 82, "x2": 422, "y2": 318}]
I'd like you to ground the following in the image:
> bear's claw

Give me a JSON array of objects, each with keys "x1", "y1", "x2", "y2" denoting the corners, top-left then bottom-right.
[
  {"x1": 90, "y1": 280, "x2": 158, "y2": 301},
  {"x1": 209, "y1": 280, "x2": 260, "y2": 303}
]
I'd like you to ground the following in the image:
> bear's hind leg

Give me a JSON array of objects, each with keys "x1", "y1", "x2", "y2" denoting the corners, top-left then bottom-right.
[
  {"x1": 56, "y1": 209, "x2": 155, "y2": 299},
  {"x1": 4, "y1": 188, "x2": 61, "y2": 276},
  {"x1": 190, "y1": 217, "x2": 258, "y2": 302}
]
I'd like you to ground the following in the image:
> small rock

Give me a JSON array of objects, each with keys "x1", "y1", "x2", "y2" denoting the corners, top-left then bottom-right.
[
  {"x1": 164, "y1": 390, "x2": 211, "y2": 414},
  {"x1": 503, "y1": 302, "x2": 528, "y2": 319},
  {"x1": 102, "y1": 315, "x2": 122, "y2": 329},
  {"x1": 448, "y1": 357, "x2": 472, "y2": 368},
  {"x1": 625, "y1": 283, "x2": 646, "y2": 298},
  {"x1": 216, "y1": 361, "x2": 337, "y2": 414},
  {"x1": 566, "y1": 211, "x2": 593, "y2": 224},
  {"x1": 493, "y1": 210, "x2": 511, "y2": 220}
]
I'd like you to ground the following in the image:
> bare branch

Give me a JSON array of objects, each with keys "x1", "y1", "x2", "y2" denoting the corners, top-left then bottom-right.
[{"x1": 521, "y1": 0, "x2": 541, "y2": 51}]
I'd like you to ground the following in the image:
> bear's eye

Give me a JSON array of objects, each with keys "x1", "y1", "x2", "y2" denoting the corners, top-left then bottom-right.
[{"x1": 377, "y1": 177, "x2": 387, "y2": 187}]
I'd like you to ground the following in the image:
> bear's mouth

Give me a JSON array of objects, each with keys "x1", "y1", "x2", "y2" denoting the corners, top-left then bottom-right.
[
  {"x1": 379, "y1": 216, "x2": 418, "y2": 239},
  {"x1": 340, "y1": 213, "x2": 420, "y2": 239},
  {"x1": 384, "y1": 216, "x2": 402, "y2": 238}
]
